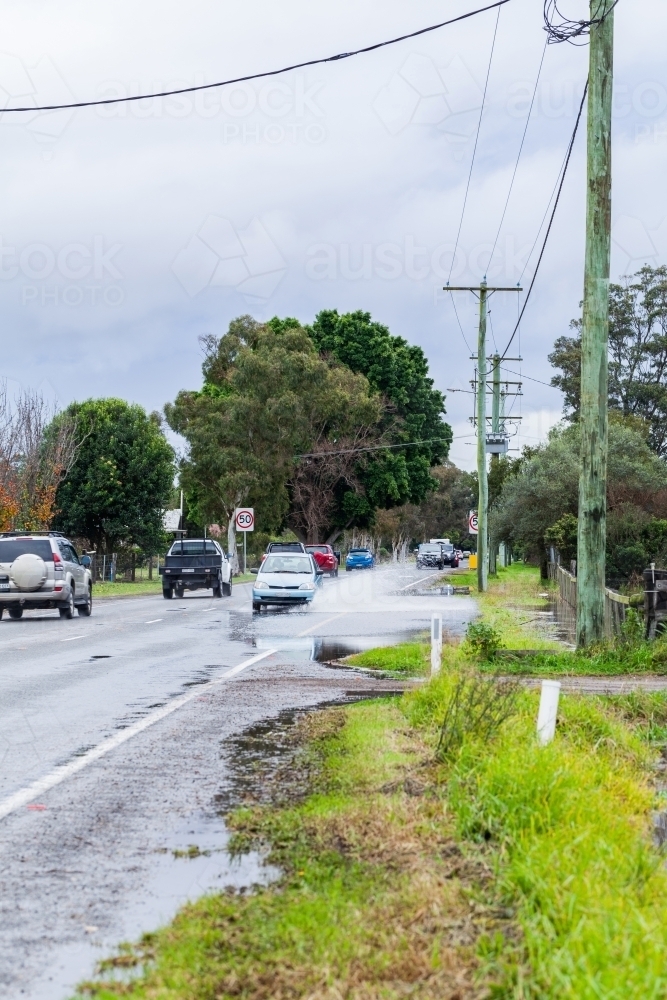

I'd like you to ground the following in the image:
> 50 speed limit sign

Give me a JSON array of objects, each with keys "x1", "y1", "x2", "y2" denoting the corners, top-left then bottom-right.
[
  {"x1": 235, "y1": 508, "x2": 255, "y2": 532},
  {"x1": 468, "y1": 510, "x2": 478, "y2": 535}
]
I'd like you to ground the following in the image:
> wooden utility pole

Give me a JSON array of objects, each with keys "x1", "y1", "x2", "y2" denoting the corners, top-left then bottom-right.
[
  {"x1": 489, "y1": 353, "x2": 501, "y2": 576},
  {"x1": 446, "y1": 283, "x2": 521, "y2": 593},
  {"x1": 577, "y1": 0, "x2": 614, "y2": 647}
]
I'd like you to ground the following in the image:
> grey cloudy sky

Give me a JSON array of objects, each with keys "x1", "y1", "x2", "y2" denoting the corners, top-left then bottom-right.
[{"x1": 0, "y1": 0, "x2": 665, "y2": 469}]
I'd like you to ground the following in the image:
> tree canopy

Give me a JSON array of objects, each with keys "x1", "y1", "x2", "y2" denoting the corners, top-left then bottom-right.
[
  {"x1": 51, "y1": 398, "x2": 175, "y2": 552},
  {"x1": 167, "y1": 313, "x2": 450, "y2": 545},
  {"x1": 550, "y1": 265, "x2": 667, "y2": 455},
  {"x1": 166, "y1": 316, "x2": 381, "y2": 544},
  {"x1": 490, "y1": 418, "x2": 667, "y2": 580},
  {"x1": 308, "y1": 310, "x2": 452, "y2": 510}
]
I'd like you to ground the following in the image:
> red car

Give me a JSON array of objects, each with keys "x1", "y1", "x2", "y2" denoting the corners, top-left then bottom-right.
[{"x1": 305, "y1": 544, "x2": 338, "y2": 577}]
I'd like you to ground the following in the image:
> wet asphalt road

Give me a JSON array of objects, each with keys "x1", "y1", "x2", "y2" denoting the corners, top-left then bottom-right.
[{"x1": 0, "y1": 565, "x2": 476, "y2": 999}]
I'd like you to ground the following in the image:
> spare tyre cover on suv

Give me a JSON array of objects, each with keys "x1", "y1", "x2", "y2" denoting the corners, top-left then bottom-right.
[{"x1": 10, "y1": 553, "x2": 48, "y2": 591}]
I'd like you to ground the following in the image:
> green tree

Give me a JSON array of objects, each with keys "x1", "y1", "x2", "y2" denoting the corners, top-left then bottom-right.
[
  {"x1": 307, "y1": 310, "x2": 452, "y2": 509},
  {"x1": 549, "y1": 265, "x2": 667, "y2": 455},
  {"x1": 51, "y1": 399, "x2": 175, "y2": 553},
  {"x1": 490, "y1": 418, "x2": 667, "y2": 580},
  {"x1": 166, "y1": 316, "x2": 382, "y2": 549}
]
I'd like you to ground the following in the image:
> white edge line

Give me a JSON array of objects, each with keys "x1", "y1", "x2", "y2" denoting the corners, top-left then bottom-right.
[
  {"x1": 0, "y1": 648, "x2": 276, "y2": 822},
  {"x1": 397, "y1": 572, "x2": 441, "y2": 591}
]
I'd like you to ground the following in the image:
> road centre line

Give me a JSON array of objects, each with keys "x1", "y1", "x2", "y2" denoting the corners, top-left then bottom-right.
[
  {"x1": 61, "y1": 635, "x2": 85, "y2": 642},
  {"x1": 297, "y1": 613, "x2": 347, "y2": 637},
  {"x1": 0, "y1": 648, "x2": 277, "y2": 822},
  {"x1": 145, "y1": 619, "x2": 163, "y2": 624}
]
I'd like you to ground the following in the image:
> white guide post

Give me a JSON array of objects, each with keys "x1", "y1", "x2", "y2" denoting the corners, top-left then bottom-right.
[
  {"x1": 431, "y1": 614, "x2": 443, "y2": 676},
  {"x1": 536, "y1": 680, "x2": 561, "y2": 745}
]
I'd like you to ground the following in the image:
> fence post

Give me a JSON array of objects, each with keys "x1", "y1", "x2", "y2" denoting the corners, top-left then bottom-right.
[{"x1": 431, "y1": 614, "x2": 442, "y2": 675}]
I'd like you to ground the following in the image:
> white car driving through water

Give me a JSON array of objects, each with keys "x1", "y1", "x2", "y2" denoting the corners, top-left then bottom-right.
[{"x1": 252, "y1": 552, "x2": 321, "y2": 611}]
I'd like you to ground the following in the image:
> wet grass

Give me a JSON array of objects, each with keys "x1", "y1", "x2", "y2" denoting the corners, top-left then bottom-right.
[
  {"x1": 345, "y1": 641, "x2": 430, "y2": 675},
  {"x1": 94, "y1": 580, "x2": 164, "y2": 599},
  {"x1": 74, "y1": 703, "x2": 505, "y2": 1000},
  {"x1": 404, "y1": 676, "x2": 667, "y2": 999},
  {"x1": 74, "y1": 671, "x2": 667, "y2": 1000}
]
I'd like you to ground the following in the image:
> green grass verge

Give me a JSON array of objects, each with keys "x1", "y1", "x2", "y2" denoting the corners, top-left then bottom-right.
[
  {"x1": 404, "y1": 676, "x2": 667, "y2": 999},
  {"x1": 74, "y1": 674, "x2": 667, "y2": 1000},
  {"x1": 345, "y1": 641, "x2": 430, "y2": 675},
  {"x1": 93, "y1": 580, "x2": 164, "y2": 599}
]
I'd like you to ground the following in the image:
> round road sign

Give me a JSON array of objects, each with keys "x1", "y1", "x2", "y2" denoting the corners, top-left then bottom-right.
[
  {"x1": 468, "y1": 510, "x2": 478, "y2": 535},
  {"x1": 235, "y1": 508, "x2": 255, "y2": 532}
]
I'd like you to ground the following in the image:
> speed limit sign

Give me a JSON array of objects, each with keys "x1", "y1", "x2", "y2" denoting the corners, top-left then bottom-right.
[
  {"x1": 235, "y1": 508, "x2": 255, "y2": 532},
  {"x1": 468, "y1": 510, "x2": 478, "y2": 535}
]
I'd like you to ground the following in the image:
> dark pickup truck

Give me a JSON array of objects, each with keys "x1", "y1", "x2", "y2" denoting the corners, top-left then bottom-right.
[{"x1": 159, "y1": 539, "x2": 232, "y2": 599}]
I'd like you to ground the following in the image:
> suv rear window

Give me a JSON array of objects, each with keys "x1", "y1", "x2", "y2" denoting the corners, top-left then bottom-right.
[{"x1": 0, "y1": 539, "x2": 53, "y2": 562}]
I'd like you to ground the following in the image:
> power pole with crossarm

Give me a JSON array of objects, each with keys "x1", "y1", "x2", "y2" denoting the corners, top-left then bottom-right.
[{"x1": 446, "y1": 281, "x2": 522, "y2": 592}]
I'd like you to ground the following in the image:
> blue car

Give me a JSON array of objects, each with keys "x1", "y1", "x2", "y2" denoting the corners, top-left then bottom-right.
[
  {"x1": 252, "y1": 553, "x2": 321, "y2": 611},
  {"x1": 345, "y1": 547, "x2": 375, "y2": 571}
]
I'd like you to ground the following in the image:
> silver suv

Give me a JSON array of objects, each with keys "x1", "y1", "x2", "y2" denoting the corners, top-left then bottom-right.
[{"x1": 0, "y1": 532, "x2": 93, "y2": 621}]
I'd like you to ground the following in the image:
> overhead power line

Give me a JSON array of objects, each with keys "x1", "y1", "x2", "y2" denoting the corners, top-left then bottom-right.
[
  {"x1": 544, "y1": 0, "x2": 619, "y2": 45},
  {"x1": 297, "y1": 437, "x2": 458, "y2": 460},
  {"x1": 0, "y1": 0, "x2": 511, "y2": 114},
  {"x1": 500, "y1": 78, "x2": 588, "y2": 361}
]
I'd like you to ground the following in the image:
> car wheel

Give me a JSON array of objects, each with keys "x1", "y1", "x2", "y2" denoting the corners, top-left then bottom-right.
[
  {"x1": 175, "y1": 584, "x2": 185, "y2": 599},
  {"x1": 59, "y1": 590, "x2": 75, "y2": 619},
  {"x1": 0, "y1": 608, "x2": 3, "y2": 620},
  {"x1": 78, "y1": 585, "x2": 93, "y2": 617},
  {"x1": 8, "y1": 606, "x2": 23, "y2": 620},
  {"x1": 252, "y1": 601, "x2": 261, "y2": 612},
  {"x1": 222, "y1": 579, "x2": 232, "y2": 597},
  {"x1": 212, "y1": 574, "x2": 222, "y2": 598},
  {"x1": 162, "y1": 587, "x2": 173, "y2": 599}
]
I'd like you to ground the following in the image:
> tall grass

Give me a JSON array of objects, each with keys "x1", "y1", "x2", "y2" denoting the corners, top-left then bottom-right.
[{"x1": 405, "y1": 674, "x2": 667, "y2": 999}]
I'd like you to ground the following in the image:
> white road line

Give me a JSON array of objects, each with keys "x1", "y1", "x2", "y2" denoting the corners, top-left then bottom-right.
[
  {"x1": 145, "y1": 619, "x2": 163, "y2": 624},
  {"x1": 297, "y1": 613, "x2": 347, "y2": 637},
  {"x1": 397, "y1": 572, "x2": 441, "y2": 591},
  {"x1": 61, "y1": 635, "x2": 85, "y2": 642},
  {"x1": 0, "y1": 648, "x2": 277, "y2": 822}
]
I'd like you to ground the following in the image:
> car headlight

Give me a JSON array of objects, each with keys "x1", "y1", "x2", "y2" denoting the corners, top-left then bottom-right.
[
  {"x1": 299, "y1": 582, "x2": 315, "y2": 591},
  {"x1": 255, "y1": 580, "x2": 270, "y2": 592}
]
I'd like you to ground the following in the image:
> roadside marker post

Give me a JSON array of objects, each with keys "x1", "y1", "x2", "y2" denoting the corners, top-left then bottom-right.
[
  {"x1": 431, "y1": 614, "x2": 442, "y2": 675},
  {"x1": 536, "y1": 680, "x2": 561, "y2": 746}
]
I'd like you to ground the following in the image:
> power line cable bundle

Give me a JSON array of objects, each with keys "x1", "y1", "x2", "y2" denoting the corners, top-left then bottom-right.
[{"x1": 543, "y1": 0, "x2": 618, "y2": 45}]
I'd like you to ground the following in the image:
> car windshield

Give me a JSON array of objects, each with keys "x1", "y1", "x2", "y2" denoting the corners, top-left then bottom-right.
[
  {"x1": 419, "y1": 545, "x2": 441, "y2": 552},
  {"x1": 306, "y1": 546, "x2": 328, "y2": 553},
  {"x1": 0, "y1": 539, "x2": 53, "y2": 562},
  {"x1": 261, "y1": 556, "x2": 312, "y2": 574},
  {"x1": 169, "y1": 540, "x2": 219, "y2": 555},
  {"x1": 349, "y1": 549, "x2": 370, "y2": 555}
]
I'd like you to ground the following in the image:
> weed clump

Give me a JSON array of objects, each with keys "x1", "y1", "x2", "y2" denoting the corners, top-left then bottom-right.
[
  {"x1": 436, "y1": 670, "x2": 521, "y2": 761},
  {"x1": 464, "y1": 621, "x2": 503, "y2": 660}
]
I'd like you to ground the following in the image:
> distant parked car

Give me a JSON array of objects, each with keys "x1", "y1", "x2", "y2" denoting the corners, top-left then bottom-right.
[
  {"x1": 252, "y1": 552, "x2": 321, "y2": 611},
  {"x1": 305, "y1": 544, "x2": 338, "y2": 577},
  {"x1": 345, "y1": 547, "x2": 374, "y2": 571}
]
